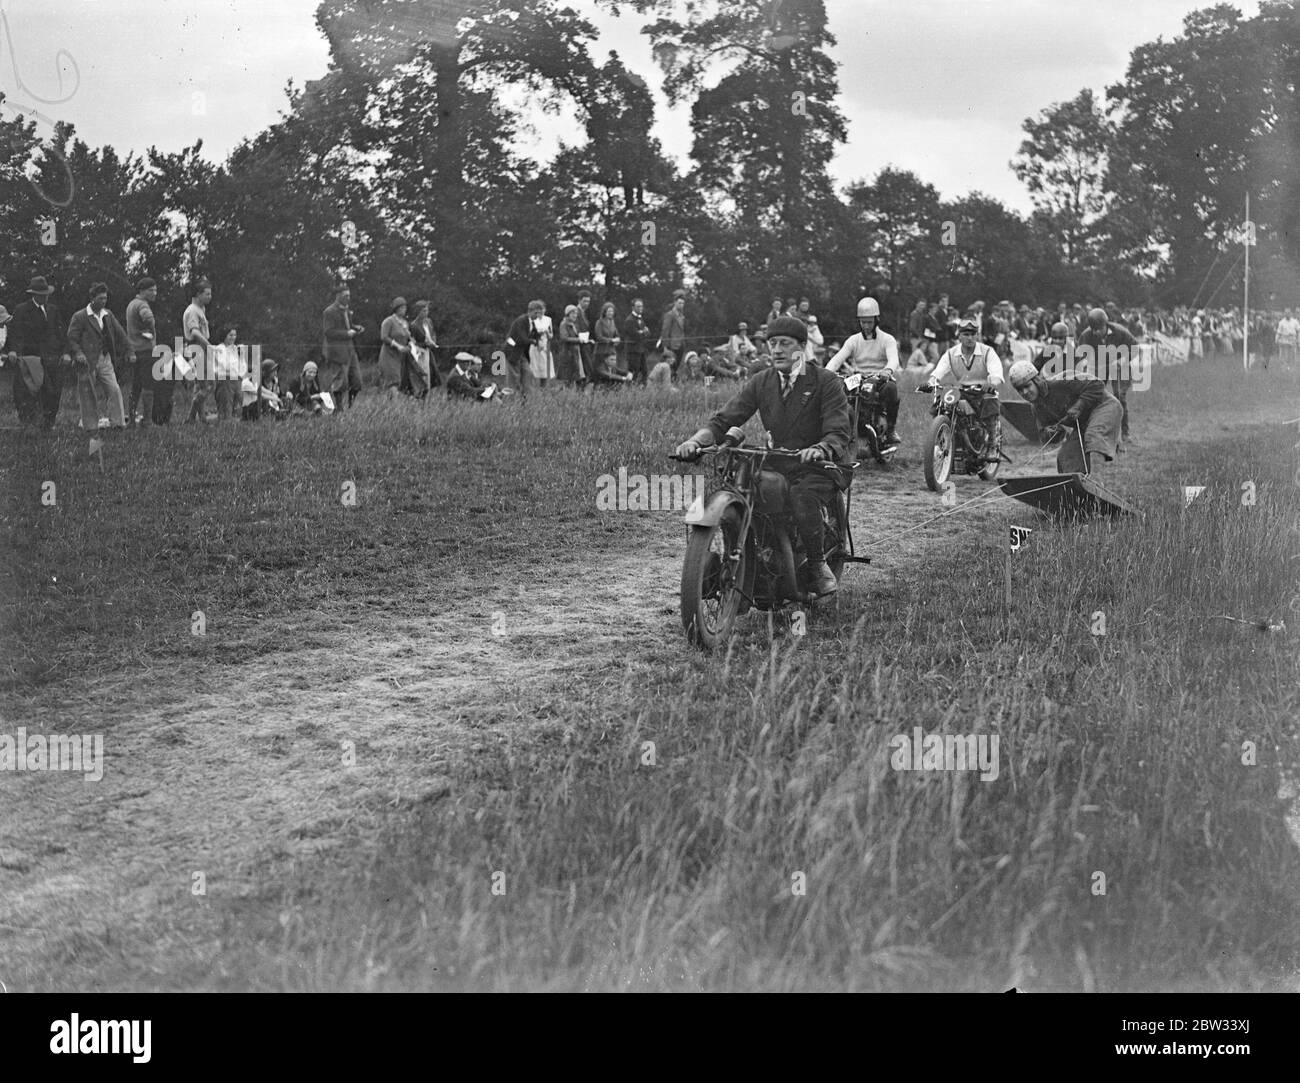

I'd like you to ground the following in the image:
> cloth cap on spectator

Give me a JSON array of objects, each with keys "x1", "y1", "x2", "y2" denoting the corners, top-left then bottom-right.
[
  {"x1": 261, "y1": 358, "x2": 278, "y2": 372},
  {"x1": 302, "y1": 361, "x2": 318, "y2": 375},
  {"x1": 807, "y1": 315, "x2": 818, "y2": 324},
  {"x1": 136, "y1": 277, "x2": 157, "y2": 292},
  {"x1": 26, "y1": 275, "x2": 54, "y2": 295},
  {"x1": 738, "y1": 322, "x2": 748, "y2": 330},
  {"x1": 454, "y1": 351, "x2": 478, "y2": 363},
  {"x1": 766, "y1": 316, "x2": 807, "y2": 344},
  {"x1": 0, "y1": 305, "x2": 11, "y2": 324},
  {"x1": 391, "y1": 296, "x2": 407, "y2": 311}
]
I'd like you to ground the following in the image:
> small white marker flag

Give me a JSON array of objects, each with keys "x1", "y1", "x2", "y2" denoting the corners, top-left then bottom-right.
[
  {"x1": 1183, "y1": 485, "x2": 1206, "y2": 508},
  {"x1": 1009, "y1": 526, "x2": 1033, "y2": 552}
]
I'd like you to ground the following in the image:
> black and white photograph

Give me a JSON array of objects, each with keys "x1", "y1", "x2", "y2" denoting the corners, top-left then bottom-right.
[{"x1": 2, "y1": 0, "x2": 1298, "y2": 1021}]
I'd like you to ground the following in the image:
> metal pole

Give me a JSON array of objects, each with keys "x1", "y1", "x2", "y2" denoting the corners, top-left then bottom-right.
[{"x1": 1244, "y1": 193, "x2": 1250, "y2": 372}]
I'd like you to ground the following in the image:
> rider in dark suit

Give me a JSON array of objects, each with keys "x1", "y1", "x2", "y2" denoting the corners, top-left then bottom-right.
[{"x1": 674, "y1": 316, "x2": 851, "y2": 596}]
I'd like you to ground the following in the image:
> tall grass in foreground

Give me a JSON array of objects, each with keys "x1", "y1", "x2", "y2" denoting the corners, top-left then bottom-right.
[
  {"x1": 210, "y1": 427, "x2": 1300, "y2": 992},
  {"x1": 4, "y1": 365, "x2": 1298, "y2": 990}
]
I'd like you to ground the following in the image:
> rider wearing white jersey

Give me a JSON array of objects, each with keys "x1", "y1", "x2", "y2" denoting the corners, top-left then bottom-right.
[{"x1": 826, "y1": 297, "x2": 902, "y2": 445}]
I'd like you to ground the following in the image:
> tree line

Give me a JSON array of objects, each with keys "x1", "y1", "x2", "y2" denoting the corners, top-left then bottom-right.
[{"x1": 2, "y1": 0, "x2": 1297, "y2": 362}]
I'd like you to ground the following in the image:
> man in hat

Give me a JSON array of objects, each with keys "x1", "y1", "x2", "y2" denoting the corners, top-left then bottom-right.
[
  {"x1": 7, "y1": 274, "x2": 71, "y2": 428},
  {"x1": 66, "y1": 282, "x2": 129, "y2": 432},
  {"x1": 674, "y1": 316, "x2": 851, "y2": 597},
  {"x1": 446, "y1": 351, "x2": 497, "y2": 401},
  {"x1": 321, "y1": 284, "x2": 364, "y2": 409},
  {"x1": 728, "y1": 321, "x2": 757, "y2": 367},
  {"x1": 125, "y1": 277, "x2": 158, "y2": 425},
  {"x1": 379, "y1": 297, "x2": 411, "y2": 397}
]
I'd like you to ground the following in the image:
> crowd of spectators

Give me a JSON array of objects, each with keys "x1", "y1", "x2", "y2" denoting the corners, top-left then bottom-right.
[{"x1": 3, "y1": 268, "x2": 1292, "y2": 431}]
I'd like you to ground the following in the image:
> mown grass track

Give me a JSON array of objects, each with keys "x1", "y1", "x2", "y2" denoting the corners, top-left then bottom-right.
[{"x1": 2, "y1": 363, "x2": 1299, "y2": 990}]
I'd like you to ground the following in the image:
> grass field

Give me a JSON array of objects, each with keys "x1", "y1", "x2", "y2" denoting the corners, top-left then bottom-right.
[{"x1": 2, "y1": 359, "x2": 1299, "y2": 991}]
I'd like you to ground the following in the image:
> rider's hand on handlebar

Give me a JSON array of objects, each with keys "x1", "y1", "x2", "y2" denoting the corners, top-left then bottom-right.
[
  {"x1": 797, "y1": 445, "x2": 826, "y2": 464},
  {"x1": 674, "y1": 439, "x2": 703, "y2": 461}
]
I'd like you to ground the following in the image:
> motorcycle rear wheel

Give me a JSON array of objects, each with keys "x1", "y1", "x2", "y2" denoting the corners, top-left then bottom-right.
[
  {"x1": 924, "y1": 416, "x2": 955, "y2": 491},
  {"x1": 681, "y1": 513, "x2": 748, "y2": 650}
]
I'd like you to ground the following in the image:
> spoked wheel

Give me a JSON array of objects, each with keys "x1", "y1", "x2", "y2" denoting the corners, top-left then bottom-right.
[
  {"x1": 923, "y1": 416, "x2": 955, "y2": 491},
  {"x1": 978, "y1": 421, "x2": 1003, "y2": 481},
  {"x1": 681, "y1": 511, "x2": 748, "y2": 650}
]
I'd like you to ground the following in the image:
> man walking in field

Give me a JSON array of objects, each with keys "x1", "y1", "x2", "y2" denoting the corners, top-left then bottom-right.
[
  {"x1": 7, "y1": 275, "x2": 71, "y2": 429},
  {"x1": 66, "y1": 283, "x2": 129, "y2": 433}
]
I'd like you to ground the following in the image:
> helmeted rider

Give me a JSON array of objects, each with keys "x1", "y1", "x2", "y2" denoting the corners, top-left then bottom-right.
[
  {"x1": 825, "y1": 296, "x2": 902, "y2": 445},
  {"x1": 1034, "y1": 321, "x2": 1073, "y2": 375},
  {"x1": 925, "y1": 316, "x2": 1004, "y2": 446},
  {"x1": 1007, "y1": 358, "x2": 1122, "y2": 476},
  {"x1": 1075, "y1": 306, "x2": 1138, "y2": 452},
  {"x1": 674, "y1": 316, "x2": 851, "y2": 598}
]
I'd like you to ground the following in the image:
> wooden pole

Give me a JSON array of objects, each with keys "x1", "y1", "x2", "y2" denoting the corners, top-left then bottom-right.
[{"x1": 1243, "y1": 193, "x2": 1250, "y2": 373}]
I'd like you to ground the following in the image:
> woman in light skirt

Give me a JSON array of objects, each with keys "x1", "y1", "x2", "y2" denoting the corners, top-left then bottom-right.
[{"x1": 529, "y1": 304, "x2": 556, "y2": 383}]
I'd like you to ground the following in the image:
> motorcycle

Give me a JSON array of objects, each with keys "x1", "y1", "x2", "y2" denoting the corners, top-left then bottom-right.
[
  {"x1": 670, "y1": 427, "x2": 869, "y2": 650},
  {"x1": 919, "y1": 381, "x2": 1009, "y2": 491},
  {"x1": 842, "y1": 370, "x2": 898, "y2": 464}
]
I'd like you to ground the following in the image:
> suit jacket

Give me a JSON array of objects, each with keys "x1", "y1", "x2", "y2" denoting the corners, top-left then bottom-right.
[
  {"x1": 506, "y1": 312, "x2": 540, "y2": 367},
  {"x1": 322, "y1": 301, "x2": 358, "y2": 366},
  {"x1": 67, "y1": 307, "x2": 129, "y2": 365},
  {"x1": 705, "y1": 364, "x2": 850, "y2": 464},
  {"x1": 9, "y1": 298, "x2": 67, "y2": 359},
  {"x1": 623, "y1": 311, "x2": 651, "y2": 353},
  {"x1": 446, "y1": 366, "x2": 487, "y2": 400}
]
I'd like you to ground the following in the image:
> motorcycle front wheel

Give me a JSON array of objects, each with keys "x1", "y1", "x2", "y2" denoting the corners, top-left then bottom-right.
[
  {"x1": 978, "y1": 420, "x2": 1002, "y2": 480},
  {"x1": 924, "y1": 415, "x2": 955, "y2": 491},
  {"x1": 681, "y1": 512, "x2": 748, "y2": 650}
]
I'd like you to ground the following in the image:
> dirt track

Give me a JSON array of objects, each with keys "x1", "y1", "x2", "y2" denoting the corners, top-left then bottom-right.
[{"x1": 1, "y1": 369, "x2": 1293, "y2": 989}]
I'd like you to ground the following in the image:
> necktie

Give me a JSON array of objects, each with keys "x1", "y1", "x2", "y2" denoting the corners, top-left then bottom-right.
[{"x1": 782, "y1": 375, "x2": 795, "y2": 399}]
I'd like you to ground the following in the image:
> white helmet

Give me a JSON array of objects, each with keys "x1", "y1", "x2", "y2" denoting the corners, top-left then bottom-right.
[
  {"x1": 856, "y1": 297, "x2": 880, "y2": 318},
  {"x1": 1008, "y1": 360, "x2": 1038, "y2": 386}
]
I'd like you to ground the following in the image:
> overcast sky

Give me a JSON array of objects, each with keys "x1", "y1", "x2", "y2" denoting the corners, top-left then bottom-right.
[{"x1": 0, "y1": 0, "x2": 1263, "y2": 214}]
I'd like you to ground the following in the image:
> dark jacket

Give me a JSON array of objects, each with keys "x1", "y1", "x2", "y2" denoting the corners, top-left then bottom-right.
[
  {"x1": 321, "y1": 300, "x2": 359, "y2": 366},
  {"x1": 446, "y1": 365, "x2": 488, "y2": 400},
  {"x1": 1030, "y1": 377, "x2": 1117, "y2": 429},
  {"x1": 623, "y1": 311, "x2": 651, "y2": 354},
  {"x1": 705, "y1": 363, "x2": 851, "y2": 465},
  {"x1": 67, "y1": 307, "x2": 129, "y2": 365},
  {"x1": 506, "y1": 312, "x2": 540, "y2": 369},
  {"x1": 9, "y1": 298, "x2": 67, "y2": 359}
]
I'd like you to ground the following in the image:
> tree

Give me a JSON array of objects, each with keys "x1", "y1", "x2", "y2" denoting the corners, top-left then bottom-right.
[
  {"x1": 1011, "y1": 88, "x2": 1111, "y2": 266},
  {"x1": 1104, "y1": 4, "x2": 1284, "y2": 298}
]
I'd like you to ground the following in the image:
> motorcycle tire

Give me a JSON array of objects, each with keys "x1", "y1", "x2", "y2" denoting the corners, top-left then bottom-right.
[
  {"x1": 923, "y1": 415, "x2": 955, "y2": 491},
  {"x1": 681, "y1": 511, "x2": 748, "y2": 650},
  {"x1": 978, "y1": 421, "x2": 1003, "y2": 481}
]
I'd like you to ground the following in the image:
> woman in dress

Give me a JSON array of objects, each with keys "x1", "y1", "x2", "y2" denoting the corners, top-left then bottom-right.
[
  {"x1": 593, "y1": 301, "x2": 621, "y2": 380},
  {"x1": 378, "y1": 297, "x2": 411, "y2": 396},
  {"x1": 529, "y1": 302, "x2": 556, "y2": 385},
  {"x1": 407, "y1": 300, "x2": 438, "y2": 396},
  {"x1": 557, "y1": 304, "x2": 582, "y2": 387}
]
